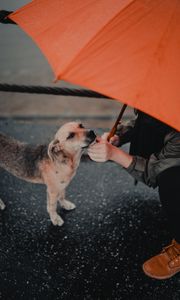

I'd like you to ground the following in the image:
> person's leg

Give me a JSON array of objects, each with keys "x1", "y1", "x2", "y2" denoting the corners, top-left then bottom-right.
[
  {"x1": 143, "y1": 167, "x2": 180, "y2": 279},
  {"x1": 158, "y1": 166, "x2": 180, "y2": 243}
]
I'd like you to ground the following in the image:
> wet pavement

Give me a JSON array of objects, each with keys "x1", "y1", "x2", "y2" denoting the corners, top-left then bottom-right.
[{"x1": 0, "y1": 120, "x2": 180, "y2": 300}]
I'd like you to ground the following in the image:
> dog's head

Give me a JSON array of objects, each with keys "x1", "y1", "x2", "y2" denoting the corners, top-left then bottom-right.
[{"x1": 48, "y1": 122, "x2": 96, "y2": 160}]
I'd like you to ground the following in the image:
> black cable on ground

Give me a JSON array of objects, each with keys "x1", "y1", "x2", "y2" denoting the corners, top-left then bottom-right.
[{"x1": 0, "y1": 83, "x2": 111, "y2": 99}]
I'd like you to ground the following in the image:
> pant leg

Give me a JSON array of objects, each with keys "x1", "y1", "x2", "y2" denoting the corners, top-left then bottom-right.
[{"x1": 157, "y1": 166, "x2": 180, "y2": 243}]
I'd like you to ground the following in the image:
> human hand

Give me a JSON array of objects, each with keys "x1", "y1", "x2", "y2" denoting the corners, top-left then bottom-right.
[
  {"x1": 88, "y1": 136, "x2": 133, "y2": 168},
  {"x1": 101, "y1": 132, "x2": 120, "y2": 146},
  {"x1": 87, "y1": 137, "x2": 114, "y2": 162}
]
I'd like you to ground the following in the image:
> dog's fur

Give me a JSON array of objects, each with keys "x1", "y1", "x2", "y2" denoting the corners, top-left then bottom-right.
[{"x1": 0, "y1": 122, "x2": 96, "y2": 226}]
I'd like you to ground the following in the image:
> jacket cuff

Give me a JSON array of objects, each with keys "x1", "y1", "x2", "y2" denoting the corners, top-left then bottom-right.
[
  {"x1": 126, "y1": 156, "x2": 137, "y2": 173},
  {"x1": 126, "y1": 156, "x2": 146, "y2": 173}
]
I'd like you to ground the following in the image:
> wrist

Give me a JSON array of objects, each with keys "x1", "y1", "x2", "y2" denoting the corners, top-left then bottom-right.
[
  {"x1": 108, "y1": 144, "x2": 118, "y2": 161},
  {"x1": 109, "y1": 145, "x2": 133, "y2": 168}
]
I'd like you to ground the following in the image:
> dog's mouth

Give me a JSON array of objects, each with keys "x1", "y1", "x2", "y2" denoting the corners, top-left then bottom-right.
[{"x1": 82, "y1": 130, "x2": 97, "y2": 149}]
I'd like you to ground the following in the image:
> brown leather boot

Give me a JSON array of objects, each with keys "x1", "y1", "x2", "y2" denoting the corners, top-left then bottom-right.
[{"x1": 143, "y1": 239, "x2": 180, "y2": 279}]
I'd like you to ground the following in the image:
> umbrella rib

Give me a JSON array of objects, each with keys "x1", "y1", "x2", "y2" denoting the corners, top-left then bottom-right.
[{"x1": 59, "y1": 0, "x2": 135, "y2": 79}]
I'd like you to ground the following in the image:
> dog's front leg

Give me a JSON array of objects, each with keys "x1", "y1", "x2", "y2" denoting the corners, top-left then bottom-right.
[
  {"x1": 58, "y1": 190, "x2": 76, "y2": 210},
  {"x1": 47, "y1": 190, "x2": 64, "y2": 226}
]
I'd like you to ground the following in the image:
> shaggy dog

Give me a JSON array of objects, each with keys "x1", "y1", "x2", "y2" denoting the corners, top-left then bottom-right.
[{"x1": 0, "y1": 122, "x2": 96, "y2": 226}]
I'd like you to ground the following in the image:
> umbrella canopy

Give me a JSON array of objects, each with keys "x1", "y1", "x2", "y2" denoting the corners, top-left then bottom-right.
[{"x1": 10, "y1": 0, "x2": 180, "y2": 131}]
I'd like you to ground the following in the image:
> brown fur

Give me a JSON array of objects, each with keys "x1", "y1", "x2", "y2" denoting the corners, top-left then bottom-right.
[{"x1": 0, "y1": 122, "x2": 96, "y2": 226}]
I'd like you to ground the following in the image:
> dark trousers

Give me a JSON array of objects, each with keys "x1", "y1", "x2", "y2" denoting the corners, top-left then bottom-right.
[{"x1": 157, "y1": 167, "x2": 180, "y2": 243}]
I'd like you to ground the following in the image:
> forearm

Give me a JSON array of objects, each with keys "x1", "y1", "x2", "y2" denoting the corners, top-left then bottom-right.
[
  {"x1": 109, "y1": 145, "x2": 133, "y2": 168},
  {"x1": 110, "y1": 145, "x2": 149, "y2": 185},
  {"x1": 88, "y1": 139, "x2": 148, "y2": 185}
]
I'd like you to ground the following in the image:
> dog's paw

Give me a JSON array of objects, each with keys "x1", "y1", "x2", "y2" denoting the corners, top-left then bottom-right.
[
  {"x1": 0, "y1": 199, "x2": 6, "y2": 210},
  {"x1": 61, "y1": 200, "x2": 76, "y2": 210},
  {"x1": 51, "y1": 214, "x2": 64, "y2": 226}
]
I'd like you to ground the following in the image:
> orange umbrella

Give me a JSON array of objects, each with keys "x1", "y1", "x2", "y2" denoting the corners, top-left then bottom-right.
[{"x1": 9, "y1": 0, "x2": 180, "y2": 131}]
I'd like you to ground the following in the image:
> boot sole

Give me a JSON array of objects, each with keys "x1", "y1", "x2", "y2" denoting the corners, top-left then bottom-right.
[{"x1": 142, "y1": 264, "x2": 180, "y2": 280}]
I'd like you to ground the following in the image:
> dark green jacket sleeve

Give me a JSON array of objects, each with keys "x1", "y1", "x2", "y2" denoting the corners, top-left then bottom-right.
[{"x1": 126, "y1": 131, "x2": 180, "y2": 188}]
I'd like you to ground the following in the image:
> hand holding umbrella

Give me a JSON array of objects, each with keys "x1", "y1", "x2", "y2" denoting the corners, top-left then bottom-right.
[{"x1": 88, "y1": 135, "x2": 133, "y2": 168}]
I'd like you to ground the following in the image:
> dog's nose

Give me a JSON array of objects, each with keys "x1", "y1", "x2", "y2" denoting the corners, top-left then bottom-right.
[{"x1": 87, "y1": 130, "x2": 96, "y2": 140}]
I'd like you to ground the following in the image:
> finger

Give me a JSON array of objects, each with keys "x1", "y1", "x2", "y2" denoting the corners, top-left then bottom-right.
[
  {"x1": 110, "y1": 135, "x2": 119, "y2": 145},
  {"x1": 87, "y1": 150, "x2": 105, "y2": 157},
  {"x1": 88, "y1": 149, "x2": 106, "y2": 156},
  {"x1": 88, "y1": 151, "x2": 106, "y2": 158},
  {"x1": 89, "y1": 143, "x2": 106, "y2": 151},
  {"x1": 95, "y1": 136, "x2": 101, "y2": 142},
  {"x1": 88, "y1": 149, "x2": 107, "y2": 158},
  {"x1": 101, "y1": 132, "x2": 109, "y2": 141},
  {"x1": 109, "y1": 137, "x2": 115, "y2": 144},
  {"x1": 88, "y1": 155, "x2": 106, "y2": 162},
  {"x1": 109, "y1": 134, "x2": 117, "y2": 141}
]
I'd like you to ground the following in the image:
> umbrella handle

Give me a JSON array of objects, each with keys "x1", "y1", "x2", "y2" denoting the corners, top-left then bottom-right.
[{"x1": 107, "y1": 104, "x2": 127, "y2": 141}]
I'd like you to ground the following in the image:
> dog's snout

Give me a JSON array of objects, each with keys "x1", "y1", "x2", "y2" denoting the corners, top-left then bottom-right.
[{"x1": 87, "y1": 130, "x2": 96, "y2": 140}]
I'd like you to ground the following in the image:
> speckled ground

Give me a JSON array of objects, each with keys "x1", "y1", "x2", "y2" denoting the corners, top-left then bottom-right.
[{"x1": 0, "y1": 120, "x2": 180, "y2": 300}]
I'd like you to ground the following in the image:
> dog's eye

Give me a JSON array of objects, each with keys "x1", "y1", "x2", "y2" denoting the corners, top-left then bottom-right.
[
  {"x1": 67, "y1": 132, "x2": 75, "y2": 140},
  {"x1": 79, "y1": 124, "x2": 84, "y2": 129}
]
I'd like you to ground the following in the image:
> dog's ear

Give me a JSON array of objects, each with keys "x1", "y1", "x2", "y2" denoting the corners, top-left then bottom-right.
[{"x1": 48, "y1": 139, "x2": 62, "y2": 161}]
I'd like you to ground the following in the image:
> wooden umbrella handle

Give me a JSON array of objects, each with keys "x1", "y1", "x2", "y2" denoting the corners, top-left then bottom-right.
[{"x1": 107, "y1": 104, "x2": 127, "y2": 141}]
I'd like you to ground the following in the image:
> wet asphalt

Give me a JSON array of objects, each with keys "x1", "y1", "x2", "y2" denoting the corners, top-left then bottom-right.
[{"x1": 0, "y1": 120, "x2": 180, "y2": 300}]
